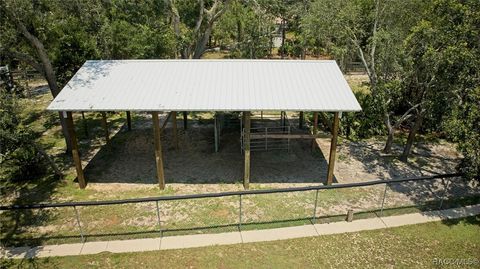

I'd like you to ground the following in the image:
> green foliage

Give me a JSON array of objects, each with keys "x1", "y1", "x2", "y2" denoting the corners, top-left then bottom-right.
[
  {"x1": 342, "y1": 89, "x2": 386, "y2": 139},
  {"x1": 0, "y1": 0, "x2": 176, "y2": 87},
  {"x1": 214, "y1": 1, "x2": 274, "y2": 59},
  {"x1": 98, "y1": 0, "x2": 176, "y2": 60},
  {"x1": 444, "y1": 88, "x2": 480, "y2": 180},
  {"x1": 0, "y1": 90, "x2": 45, "y2": 182},
  {"x1": 398, "y1": 0, "x2": 480, "y2": 178}
]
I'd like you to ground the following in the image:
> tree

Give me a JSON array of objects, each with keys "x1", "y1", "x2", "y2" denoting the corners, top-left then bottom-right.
[
  {"x1": 166, "y1": 0, "x2": 232, "y2": 59},
  {"x1": 302, "y1": 0, "x2": 426, "y2": 153},
  {"x1": 97, "y1": 0, "x2": 176, "y2": 60},
  {"x1": 0, "y1": 0, "x2": 73, "y2": 152},
  {"x1": 0, "y1": 89, "x2": 61, "y2": 182},
  {"x1": 257, "y1": 0, "x2": 302, "y2": 59},
  {"x1": 444, "y1": 87, "x2": 480, "y2": 180},
  {"x1": 214, "y1": 0, "x2": 275, "y2": 58},
  {"x1": 399, "y1": 0, "x2": 480, "y2": 162}
]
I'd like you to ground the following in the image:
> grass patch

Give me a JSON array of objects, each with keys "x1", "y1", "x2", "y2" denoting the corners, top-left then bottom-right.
[
  {"x1": 2, "y1": 192, "x2": 478, "y2": 247},
  {"x1": 2, "y1": 217, "x2": 479, "y2": 268}
]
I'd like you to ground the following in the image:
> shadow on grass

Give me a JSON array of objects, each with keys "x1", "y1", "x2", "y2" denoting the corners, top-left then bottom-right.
[
  {"x1": 441, "y1": 215, "x2": 480, "y2": 226},
  {"x1": 1, "y1": 112, "x2": 129, "y2": 247}
]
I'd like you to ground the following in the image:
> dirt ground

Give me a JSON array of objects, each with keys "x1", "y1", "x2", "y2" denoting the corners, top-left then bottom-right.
[
  {"x1": 83, "y1": 113, "x2": 462, "y2": 188},
  {"x1": 85, "y1": 114, "x2": 326, "y2": 185}
]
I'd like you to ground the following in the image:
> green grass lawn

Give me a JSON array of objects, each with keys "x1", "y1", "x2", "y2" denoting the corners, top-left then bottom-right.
[{"x1": 2, "y1": 217, "x2": 479, "y2": 269}]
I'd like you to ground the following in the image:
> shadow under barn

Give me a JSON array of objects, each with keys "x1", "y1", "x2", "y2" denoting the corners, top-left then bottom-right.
[{"x1": 84, "y1": 113, "x2": 333, "y2": 184}]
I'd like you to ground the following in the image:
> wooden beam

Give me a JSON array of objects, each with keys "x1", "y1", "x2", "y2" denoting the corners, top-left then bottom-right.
[
  {"x1": 172, "y1": 111, "x2": 178, "y2": 150},
  {"x1": 243, "y1": 111, "x2": 251, "y2": 189},
  {"x1": 327, "y1": 112, "x2": 340, "y2": 185},
  {"x1": 152, "y1": 112, "x2": 165, "y2": 189},
  {"x1": 183, "y1": 111, "x2": 188, "y2": 130},
  {"x1": 66, "y1": 112, "x2": 86, "y2": 189},
  {"x1": 100, "y1": 112, "x2": 109, "y2": 143},
  {"x1": 311, "y1": 112, "x2": 318, "y2": 150},
  {"x1": 126, "y1": 111, "x2": 132, "y2": 131},
  {"x1": 161, "y1": 112, "x2": 173, "y2": 130}
]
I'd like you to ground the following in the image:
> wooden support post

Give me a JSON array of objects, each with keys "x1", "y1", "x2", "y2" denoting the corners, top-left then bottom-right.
[
  {"x1": 214, "y1": 113, "x2": 219, "y2": 153},
  {"x1": 312, "y1": 112, "x2": 318, "y2": 150},
  {"x1": 81, "y1": 112, "x2": 88, "y2": 138},
  {"x1": 152, "y1": 112, "x2": 165, "y2": 189},
  {"x1": 171, "y1": 111, "x2": 178, "y2": 150},
  {"x1": 66, "y1": 112, "x2": 86, "y2": 189},
  {"x1": 183, "y1": 111, "x2": 188, "y2": 130},
  {"x1": 241, "y1": 112, "x2": 245, "y2": 129},
  {"x1": 100, "y1": 112, "x2": 109, "y2": 143},
  {"x1": 346, "y1": 209, "x2": 354, "y2": 222},
  {"x1": 243, "y1": 111, "x2": 251, "y2": 189},
  {"x1": 327, "y1": 112, "x2": 340, "y2": 185},
  {"x1": 299, "y1": 111, "x2": 304, "y2": 129},
  {"x1": 126, "y1": 111, "x2": 132, "y2": 131}
]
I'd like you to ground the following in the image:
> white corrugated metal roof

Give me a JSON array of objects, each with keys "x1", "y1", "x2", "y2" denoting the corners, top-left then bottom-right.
[{"x1": 47, "y1": 59, "x2": 361, "y2": 112}]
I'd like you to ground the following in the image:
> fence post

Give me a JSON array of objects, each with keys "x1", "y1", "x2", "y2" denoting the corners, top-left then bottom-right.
[
  {"x1": 380, "y1": 183, "x2": 389, "y2": 217},
  {"x1": 439, "y1": 178, "x2": 451, "y2": 210},
  {"x1": 156, "y1": 201, "x2": 162, "y2": 234},
  {"x1": 238, "y1": 194, "x2": 243, "y2": 229},
  {"x1": 265, "y1": 127, "x2": 268, "y2": 150},
  {"x1": 73, "y1": 206, "x2": 85, "y2": 243},
  {"x1": 312, "y1": 189, "x2": 319, "y2": 223},
  {"x1": 287, "y1": 126, "x2": 291, "y2": 152}
]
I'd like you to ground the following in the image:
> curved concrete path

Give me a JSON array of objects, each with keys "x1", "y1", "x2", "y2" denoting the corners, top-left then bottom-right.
[{"x1": 2, "y1": 204, "x2": 479, "y2": 259}]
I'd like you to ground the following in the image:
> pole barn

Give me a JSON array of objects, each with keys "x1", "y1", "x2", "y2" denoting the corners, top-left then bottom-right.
[{"x1": 47, "y1": 60, "x2": 361, "y2": 189}]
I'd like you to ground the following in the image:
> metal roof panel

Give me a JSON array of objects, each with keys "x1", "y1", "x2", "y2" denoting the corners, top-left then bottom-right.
[{"x1": 47, "y1": 59, "x2": 362, "y2": 112}]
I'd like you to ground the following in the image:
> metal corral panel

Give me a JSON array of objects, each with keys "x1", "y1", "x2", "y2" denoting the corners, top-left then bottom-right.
[{"x1": 47, "y1": 60, "x2": 362, "y2": 112}]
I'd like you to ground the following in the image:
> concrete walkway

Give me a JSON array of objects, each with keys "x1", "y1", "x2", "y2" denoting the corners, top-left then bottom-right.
[{"x1": 2, "y1": 204, "x2": 479, "y2": 259}]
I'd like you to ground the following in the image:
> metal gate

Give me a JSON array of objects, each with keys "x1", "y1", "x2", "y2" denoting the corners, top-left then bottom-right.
[{"x1": 241, "y1": 126, "x2": 291, "y2": 152}]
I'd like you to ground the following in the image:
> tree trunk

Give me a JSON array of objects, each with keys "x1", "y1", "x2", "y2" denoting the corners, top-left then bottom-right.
[
  {"x1": 34, "y1": 45, "x2": 73, "y2": 153},
  {"x1": 34, "y1": 143, "x2": 62, "y2": 177},
  {"x1": 400, "y1": 112, "x2": 424, "y2": 162},
  {"x1": 384, "y1": 128, "x2": 394, "y2": 153},
  {"x1": 281, "y1": 19, "x2": 286, "y2": 59},
  {"x1": 383, "y1": 113, "x2": 394, "y2": 153},
  {"x1": 12, "y1": 12, "x2": 73, "y2": 153},
  {"x1": 193, "y1": 27, "x2": 213, "y2": 59},
  {"x1": 383, "y1": 104, "x2": 418, "y2": 154},
  {"x1": 237, "y1": 19, "x2": 242, "y2": 43}
]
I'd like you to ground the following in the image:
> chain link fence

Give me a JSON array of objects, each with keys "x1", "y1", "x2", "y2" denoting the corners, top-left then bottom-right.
[{"x1": 1, "y1": 173, "x2": 478, "y2": 246}]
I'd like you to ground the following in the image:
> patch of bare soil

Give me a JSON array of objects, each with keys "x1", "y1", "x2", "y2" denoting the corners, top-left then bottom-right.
[
  {"x1": 84, "y1": 115, "x2": 463, "y2": 192},
  {"x1": 84, "y1": 116, "x2": 330, "y2": 188},
  {"x1": 315, "y1": 135, "x2": 461, "y2": 183}
]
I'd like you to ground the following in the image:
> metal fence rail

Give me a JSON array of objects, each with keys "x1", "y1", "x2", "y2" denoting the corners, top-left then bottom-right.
[
  {"x1": 0, "y1": 173, "x2": 463, "y2": 209},
  {"x1": 1, "y1": 173, "x2": 475, "y2": 245}
]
